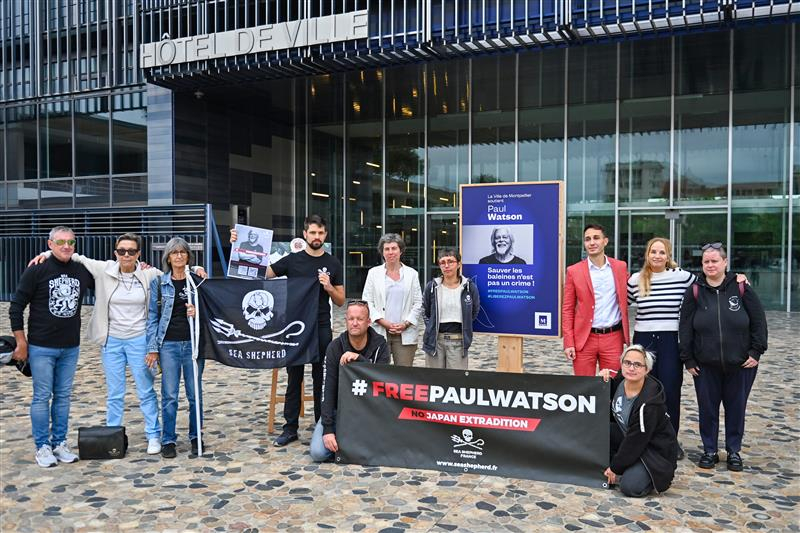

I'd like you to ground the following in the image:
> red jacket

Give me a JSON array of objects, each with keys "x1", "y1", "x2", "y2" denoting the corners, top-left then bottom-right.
[{"x1": 562, "y1": 257, "x2": 630, "y2": 351}]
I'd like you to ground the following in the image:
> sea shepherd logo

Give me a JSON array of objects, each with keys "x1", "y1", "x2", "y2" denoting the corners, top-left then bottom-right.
[{"x1": 451, "y1": 428, "x2": 485, "y2": 458}]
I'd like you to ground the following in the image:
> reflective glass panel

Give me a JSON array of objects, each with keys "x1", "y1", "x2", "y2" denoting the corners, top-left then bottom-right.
[
  {"x1": 675, "y1": 212, "x2": 728, "y2": 271},
  {"x1": 75, "y1": 96, "x2": 110, "y2": 176},
  {"x1": 619, "y1": 40, "x2": 671, "y2": 205},
  {"x1": 731, "y1": 207, "x2": 788, "y2": 309},
  {"x1": 308, "y1": 74, "x2": 344, "y2": 258},
  {"x1": 6, "y1": 105, "x2": 38, "y2": 180},
  {"x1": 428, "y1": 60, "x2": 468, "y2": 211},
  {"x1": 112, "y1": 176, "x2": 147, "y2": 206},
  {"x1": 618, "y1": 212, "x2": 670, "y2": 270},
  {"x1": 731, "y1": 26, "x2": 791, "y2": 199},
  {"x1": 427, "y1": 214, "x2": 459, "y2": 282},
  {"x1": 471, "y1": 55, "x2": 515, "y2": 183},
  {"x1": 40, "y1": 179, "x2": 73, "y2": 208},
  {"x1": 518, "y1": 48, "x2": 565, "y2": 182},
  {"x1": 345, "y1": 69, "x2": 383, "y2": 295},
  {"x1": 6, "y1": 181, "x2": 39, "y2": 209},
  {"x1": 675, "y1": 32, "x2": 729, "y2": 203},
  {"x1": 40, "y1": 101, "x2": 72, "y2": 179},
  {"x1": 0, "y1": 109, "x2": 5, "y2": 180},
  {"x1": 567, "y1": 44, "x2": 617, "y2": 206},
  {"x1": 75, "y1": 178, "x2": 109, "y2": 207},
  {"x1": 385, "y1": 63, "x2": 425, "y2": 275},
  {"x1": 112, "y1": 92, "x2": 147, "y2": 174},
  {"x1": 566, "y1": 213, "x2": 615, "y2": 266}
]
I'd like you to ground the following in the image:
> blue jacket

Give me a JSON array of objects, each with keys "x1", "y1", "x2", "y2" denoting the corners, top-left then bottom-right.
[
  {"x1": 146, "y1": 272, "x2": 202, "y2": 353},
  {"x1": 422, "y1": 276, "x2": 480, "y2": 358}
]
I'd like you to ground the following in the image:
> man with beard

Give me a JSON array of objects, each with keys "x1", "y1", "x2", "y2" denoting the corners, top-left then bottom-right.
[
  {"x1": 234, "y1": 215, "x2": 345, "y2": 446},
  {"x1": 478, "y1": 227, "x2": 526, "y2": 265}
]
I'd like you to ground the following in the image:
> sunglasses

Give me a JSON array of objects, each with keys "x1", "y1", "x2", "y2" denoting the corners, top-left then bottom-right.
[
  {"x1": 346, "y1": 299, "x2": 369, "y2": 308},
  {"x1": 701, "y1": 242, "x2": 723, "y2": 251},
  {"x1": 115, "y1": 248, "x2": 139, "y2": 256},
  {"x1": 52, "y1": 239, "x2": 76, "y2": 247}
]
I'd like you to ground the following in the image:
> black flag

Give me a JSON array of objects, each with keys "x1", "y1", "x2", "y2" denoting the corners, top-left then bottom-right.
[{"x1": 198, "y1": 278, "x2": 319, "y2": 368}]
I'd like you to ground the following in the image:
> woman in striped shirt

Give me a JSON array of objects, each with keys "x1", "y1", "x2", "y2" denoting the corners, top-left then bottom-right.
[{"x1": 627, "y1": 237, "x2": 694, "y2": 459}]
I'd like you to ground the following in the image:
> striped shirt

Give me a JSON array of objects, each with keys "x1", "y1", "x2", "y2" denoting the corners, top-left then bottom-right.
[{"x1": 627, "y1": 268, "x2": 696, "y2": 332}]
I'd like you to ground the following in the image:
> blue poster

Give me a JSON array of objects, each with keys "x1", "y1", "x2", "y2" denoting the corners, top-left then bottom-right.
[{"x1": 461, "y1": 182, "x2": 562, "y2": 337}]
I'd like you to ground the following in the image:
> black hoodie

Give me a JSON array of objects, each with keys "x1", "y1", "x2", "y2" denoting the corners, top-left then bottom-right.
[
  {"x1": 320, "y1": 328, "x2": 389, "y2": 435},
  {"x1": 678, "y1": 271, "x2": 768, "y2": 371},
  {"x1": 609, "y1": 374, "x2": 678, "y2": 494}
]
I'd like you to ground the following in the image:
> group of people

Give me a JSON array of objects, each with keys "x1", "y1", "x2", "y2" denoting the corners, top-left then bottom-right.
[
  {"x1": 8, "y1": 219, "x2": 768, "y2": 501},
  {"x1": 563, "y1": 224, "x2": 768, "y2": 496}
]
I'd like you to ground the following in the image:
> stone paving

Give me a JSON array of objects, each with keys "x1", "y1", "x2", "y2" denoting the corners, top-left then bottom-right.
[{"x1": 0, "y1": 303, "x2": 798, "y2": 532}]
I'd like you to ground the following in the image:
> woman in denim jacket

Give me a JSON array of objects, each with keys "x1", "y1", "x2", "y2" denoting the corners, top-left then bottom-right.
[
  {"x1": 146, "y1": 237, "x2": 205, "y2": 459},
  {"x1": 422, "y1": 248, "x2": 480, "y2": 370}
]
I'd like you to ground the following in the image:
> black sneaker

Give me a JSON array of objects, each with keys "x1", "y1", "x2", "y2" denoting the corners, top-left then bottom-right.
[
  {"x1": 727, "y1": 452, "x2": 743, "y2": 472},
  {"x1": 273, "y1": 432, "x2": 298, "y2": 447},
  {"x1": 698, "y1": 452, "x2": 719, "y2": 469},
  {"x1": 190, "y1": 438, "x2": 208, "y2": 455},
  {"x1": 161, "y1": 443, "x2": 177, "y2": 459},
  {"x1": 677, "y1": 443, "x2": 685, "y2": 461}
]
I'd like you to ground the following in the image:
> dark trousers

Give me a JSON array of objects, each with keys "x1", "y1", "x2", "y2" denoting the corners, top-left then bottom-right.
[
  {"x1": 282, "y1": 327, "x2": 332, "y2": 434},
  {"x1": 618, "y1": 461, "x2": 654, "y2": 498},
  {"x1": 634, "y1": 331, "x2": 682, "y2": 434},
  {"x1": 693, "y1": 364, "x2": 757, "y2": 454}
]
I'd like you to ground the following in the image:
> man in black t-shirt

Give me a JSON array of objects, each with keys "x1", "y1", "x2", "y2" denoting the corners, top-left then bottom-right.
[
  {"x1": 9, "y1": 226, "x2": 94, "y2": 468},
  {"x1": 267, "y1": 215, "x2": 344, "y2": 446}
]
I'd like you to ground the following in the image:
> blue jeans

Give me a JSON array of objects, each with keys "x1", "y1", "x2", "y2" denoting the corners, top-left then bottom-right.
[
  {"x1": 160, "y1": 341, "x2": 204, "y2": 444},
  {"x1": 102, "y1": 335, "x2": 161, "y2": 440},
  {"x1": 309, "y1": 415, "x2": 336, "y2": 462},
  {"x1": 28, "y1": 345, "x2": 80, "y2": 448},
  {"x1": 634, "y1": 331, "x2": 682, "y2": 434}
]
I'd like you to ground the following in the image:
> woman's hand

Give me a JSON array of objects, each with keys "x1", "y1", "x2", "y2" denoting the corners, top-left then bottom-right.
[
  {"x1": 604, "y1": 467, "x2": 617, "y2": 485},
  {"x1": 688, "y1": 367, "x2": 700, "y2": 377},
  {"x1": 146, "y1": 352, "x2": 159, "y2": 368},
  {"x1": 598, "y1": 368, "x2": 615, "y2": 382},
  {"x1": 186, "y1": 304, "x2": 196, "y2": 318},
  {"x1": 195, "y1": 267, "x2": 208, "y2": 279},
  {"x1": 742, "y1": 356, "x2": 759, "y2": 369},
  {"x1": 27, "y1": 253, "x2": 48, "y2": 267},
  {"x1": 230, "y1": 229, "x2": 238, "y2": 244}
]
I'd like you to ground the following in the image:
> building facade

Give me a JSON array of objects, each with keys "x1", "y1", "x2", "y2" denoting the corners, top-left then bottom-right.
[{"x1": 1, "y1": 1, "x2": 798, "y2": 311}]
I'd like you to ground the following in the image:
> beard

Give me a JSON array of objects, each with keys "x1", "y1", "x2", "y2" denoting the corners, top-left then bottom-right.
[
  {"x1": 308, "y1": 239, "x2": 324, "y2": 250},
  {"x1": 495, "y1": 243, "x2": 510, "y2": 255}
]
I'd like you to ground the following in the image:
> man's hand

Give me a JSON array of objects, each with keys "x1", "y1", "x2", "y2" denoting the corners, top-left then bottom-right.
[
  {"x1": 27, "y1": 253, "x2": 47, "y2": 267},
  {"x1": 688, "y1": 366, "x2": 700, "y2": 377},
  {"x1": 318, "y1": 272, "x2": 332, "y2": 290},
  {"x1": 564, "y1": 347, "x2": 576, "y2": 361},
  {"x1": 742, "y1": 356, "x2": 759, "y2": 369},
  {"x1": 340, "y1": 351, "x2": 360, "y2": 365},
  {"x1": 12, "y1": 340, "x2": 28, "y2": 362},
  {"x1": 323, "y1": 433, "x2": 339, "y2": 453},
  {"x1": 230, "y1": 229, "x2": 238, "y2": 244}
]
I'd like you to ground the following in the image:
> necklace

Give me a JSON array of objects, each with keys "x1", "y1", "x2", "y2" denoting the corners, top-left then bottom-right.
[{"x1": 119, "y1": 272, "x2": 136, "y2": 292}]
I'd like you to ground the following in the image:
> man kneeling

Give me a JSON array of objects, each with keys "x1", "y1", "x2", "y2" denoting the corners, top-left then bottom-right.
[{"x1": 310, "y1": 300, "x2": 389, "y2": 462}]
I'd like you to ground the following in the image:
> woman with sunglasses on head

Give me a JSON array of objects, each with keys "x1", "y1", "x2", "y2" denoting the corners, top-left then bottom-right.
[
  {"x1": 422, "y1": 249, "x2": 480, "y2": 370},
  {"x1": 29, "y1": 233, "x2": 205, "y2": 456},
  {"x1": 361, "y1": 234, "x2": 423, "y2": 367},
  {"x1": 599, "y1": 345, "x2": 678, "y2": 497},
  {"x1": 679, "y1": 242, "x2": 767, "y2": 472},
  {"x1": 146, "y1": 237, "x2": 207, "y2": 459},
  {"x1": 626, "y1": 237, "x2": 695, "y2": 459}
]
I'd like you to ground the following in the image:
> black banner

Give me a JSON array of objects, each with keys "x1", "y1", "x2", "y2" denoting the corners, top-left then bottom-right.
[
  {"x1": 198, "y1": 278, "x2": 319, "y2": 368},
  {"x1": 336, "y1": 364, "x2": 609, "y2": 488}
]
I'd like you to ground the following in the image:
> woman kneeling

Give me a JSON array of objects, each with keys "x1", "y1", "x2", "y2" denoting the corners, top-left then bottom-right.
[{"x1": 600, "y1": 345, "x2": 678, "y2": 497}]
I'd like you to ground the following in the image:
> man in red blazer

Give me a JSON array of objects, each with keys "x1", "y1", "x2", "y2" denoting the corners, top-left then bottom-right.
[{"x1": 563, "y1": 224, "x2": 630, "y2": 376}]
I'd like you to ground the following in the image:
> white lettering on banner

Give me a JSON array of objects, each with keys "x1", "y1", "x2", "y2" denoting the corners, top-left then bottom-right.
[{"x1": 140, "y1": 11, "x2": 369, "y2": 68}]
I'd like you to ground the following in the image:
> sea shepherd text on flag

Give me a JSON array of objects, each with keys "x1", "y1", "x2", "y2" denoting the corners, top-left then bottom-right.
[{"x1": 198, "y1": 278, "x2": 320, "y2": 368}]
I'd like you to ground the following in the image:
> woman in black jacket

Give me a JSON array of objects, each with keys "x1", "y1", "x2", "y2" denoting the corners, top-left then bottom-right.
[
  {"x1": 679, "y1": 243, "x2": 767, "y2": 472},
  {"x1": 600, "y1": 345, "x2": 678, "y2": 497}
]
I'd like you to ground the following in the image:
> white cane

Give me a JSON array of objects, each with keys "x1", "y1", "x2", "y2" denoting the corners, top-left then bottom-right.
[{"x1": 185, "y1": 266, "x2": 203, "y2": 457}]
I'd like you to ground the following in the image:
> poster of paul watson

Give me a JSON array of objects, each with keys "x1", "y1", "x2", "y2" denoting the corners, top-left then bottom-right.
[
  {"x1": 198, "y1": 278, "x2": 319, "y2": 368},
  {"x1": 336, "y1": 364, "x2": 610, "y2": 488},
  {"x1": 229, "y1": 224, "x2": 274, "y2": 280},
  {"x1": 460, "y1": 182, "x2": 563, "y2": 337}
]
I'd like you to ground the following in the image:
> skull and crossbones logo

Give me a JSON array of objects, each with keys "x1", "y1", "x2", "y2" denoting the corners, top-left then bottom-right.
[
  {"x1": 451, "y1": 428, "x2": 485, "y2": 450},
  {"x1": 241, "y1": 290, "x2": 274, "y2": 330}
]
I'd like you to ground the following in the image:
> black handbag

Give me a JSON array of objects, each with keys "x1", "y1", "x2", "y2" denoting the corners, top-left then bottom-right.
[{"x1": 78, "y1": 426, "x2": 128, "y2": 459}]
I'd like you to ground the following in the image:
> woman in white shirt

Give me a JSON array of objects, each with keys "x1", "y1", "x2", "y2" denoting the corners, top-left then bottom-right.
[{"x1": 362, "y1": 234, "x2": 423, "y2": 366}]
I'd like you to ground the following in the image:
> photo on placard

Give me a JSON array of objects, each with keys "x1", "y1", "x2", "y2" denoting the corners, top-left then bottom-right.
[
  {"x1": 228, "y1": 224, "x2": 274, "y2": 280},
  {"x1": 461, "y1": 225, "x2": 534, "y2": 266}
]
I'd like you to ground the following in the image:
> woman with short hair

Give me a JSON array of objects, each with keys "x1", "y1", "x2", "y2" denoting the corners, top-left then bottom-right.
[
  {"x1": 361, "y1": 233, "x2": 423, "y2": 366},
  {"x1": 146, "y1": 237, "x2": 206, "y2": 459},
  {"x1": 600, "y1": 345, "x2": 678, "y2": 497}
]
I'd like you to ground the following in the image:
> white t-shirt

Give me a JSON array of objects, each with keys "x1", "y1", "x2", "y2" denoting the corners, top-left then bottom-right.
[
  {"x1": 438, "y1": 284, "x2": 463, "y2": 324},
  {"x1": 108, "y1": 272, "x2": 147, "y2": 339}
]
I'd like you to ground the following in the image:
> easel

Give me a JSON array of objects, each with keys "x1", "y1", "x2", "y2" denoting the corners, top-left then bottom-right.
[
  {"x1": 267, "y1": 368, "x2": 315, "y2": 434},
  {"x1": 496, "y1": 335, "x2": 524, "y2": 373}
]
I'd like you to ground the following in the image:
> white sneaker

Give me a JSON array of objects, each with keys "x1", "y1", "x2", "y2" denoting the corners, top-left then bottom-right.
[
  {"x1": 35, "y1": 445, "x2": 58, "y2": 468},
  {"x1": 52, "y1": 441, "x2": 79, "y2": 463},
  {"x1": 147, "y1": 438, "x2": 162, "y2": 455}
]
